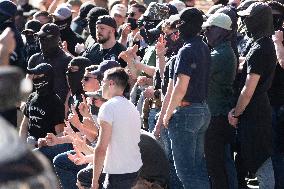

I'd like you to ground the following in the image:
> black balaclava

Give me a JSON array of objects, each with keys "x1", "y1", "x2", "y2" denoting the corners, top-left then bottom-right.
[
  {"x1": 267, "y1": 1, "x2": 284, "y2": 31},
  {"x1": 179, "y1": 21, "x2": 202, "y2": 40},
  {"x1": 164, "y1": 31, "x2": 184, "y2": 57},
  {"x1": 177, "y1": 8, "x2": 204, "y2": 40},
  {"x1": 243, "y1": 3, "x2": 274, "y2": 40},
  {"x1": 205, "y1": 26, "x2": 231, "y2": 47},
  {"x1": 30, "y1": 63, "x2": 54, "y2": 96},
  {"x1": 54, "y1": 16, "x2": 72, "y2": 31},
  {"x1": 87, "y1": 7, "x2": 109, "y2": 40},
  {"x1": 39, "y1": 35, "x2": 60, "y2": 57},
  {"x1": 66, "y1": 57, "x2": 92, "y2": 95}
]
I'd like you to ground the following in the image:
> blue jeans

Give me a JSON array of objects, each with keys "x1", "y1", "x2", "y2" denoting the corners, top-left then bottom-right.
[
  {"x1": 35, "y1": 143, "x2": 73, "y2": 162},
  {"x1": 160, "y1": 126, "x2": 184, "y2": 189},
  {"x1": 271, "y1": 105, "x2": 284, "y2": 189},
  {"x1": 168, "y1": 103, "x2": 211, "y2": 189},
  {"x1": 255, "y1": 158, "x2": 275, "y2": 189},
  {"x1": 148, "y1": 108, "x2": 160, "y2": 132},
  {"x1": 53, "y1": 150, "x2": 87, "y2": 189}
]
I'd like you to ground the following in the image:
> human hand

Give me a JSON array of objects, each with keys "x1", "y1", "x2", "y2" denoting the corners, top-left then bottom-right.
[
  {"x1": 68, "y1": 106, "x2": 81, "y2": 128},
  {"x1": 272, "y1": 30, "x2": 283, "y2": 44},
  {"x1": 75, "y1": 43, "x2": 85, "y2": 54},
  {"x1": 79, "y1": 94, "x2": 90, "y2": 118},
  {"x1": 156, "y1": 34, "x2": 167, "y2": 57},
  {"x1": 68, "y1": 145, "x2": 87, "y2": 165},
  {"x1": 163, "y1": 112, "x2": 172, "y2": 128},
  {"x1": 121, "y1": 23, "x2": 131, "y2": 38},
  {"x1": 37, "y1": 138, "x2": 48, "y2": 148},
  {"x1": 64, "y1": 120, "x2": 77, "y2": 137},
  {"x1": 118, "y1": 45, "x2": 139, "y2": 65},
  {"x1": 45, "y1": 133, "x2": 59, "y2": 146},
  {"x1": 228, "y1": 108, "x2": 238, "y2": 128},
  {"x1": 72, "y1": 135, "x2": 87, "y2": 153},
  {"x1": 144, "y1": 86, "x2": 155, "y2": 99},
  {"x1": 153, "y1": 122, "x2": 162, "y2": 139},
  {"x1": 136, "y1": 76, "x2": 148, "y2": 86}
]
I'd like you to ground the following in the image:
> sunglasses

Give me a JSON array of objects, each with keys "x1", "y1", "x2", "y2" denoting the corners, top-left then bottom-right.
[{"x1": 126, "y1": 12, "x2": 136, "y2": 17}]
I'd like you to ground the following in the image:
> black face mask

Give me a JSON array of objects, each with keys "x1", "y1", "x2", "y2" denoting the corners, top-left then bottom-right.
[
  {"x1": 164, "y1": 31, "x2": 183, "y2": 57},
  {"x1": 33, "y1": 76, "x2": 53, "y2": 95},
  {"x1": 273, "y1": 14, "x2": 284, "y2": 31},
  {"x1": 39, "y1": 36, "x2": 60, "y2": 56},
  {"x1": 66, "y1": 69, "x2": 84, "y2": 95},
  {"x1": 54, "y1": 16, "x2": 72, "y2": 31},
  {"x1": 205, "y1": 26, "x2": 231, "y2": 47},
  {"x1": 127, "y1": 17, "x2": 138, "y2": 30},
  {"x1": 178, "y1": 22, "x2": 197, "y2": 40}
]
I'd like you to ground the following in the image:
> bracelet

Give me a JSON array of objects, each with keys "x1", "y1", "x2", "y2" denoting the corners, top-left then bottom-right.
[{"x1": 232, "y1": 110, "x2": 240, "y2": 118}]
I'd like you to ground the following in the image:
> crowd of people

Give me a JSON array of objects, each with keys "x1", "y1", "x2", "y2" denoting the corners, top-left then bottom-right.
[{"x1": 0, "y1": 0, "x2": 283, "y2": 189}]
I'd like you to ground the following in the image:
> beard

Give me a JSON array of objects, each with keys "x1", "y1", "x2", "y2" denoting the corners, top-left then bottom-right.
[{"x1": 96, "y1": 31, "x2": 111, "y2": 44}]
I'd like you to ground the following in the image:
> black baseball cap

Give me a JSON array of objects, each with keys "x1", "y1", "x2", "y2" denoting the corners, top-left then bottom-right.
[
  {"x1": 96, "y1": 15, "x2": 117, "y2": 29},
  {"x1": 171, "y1": 7, "x2": 204, "y2": 27},
  {"x1": 36, "y1": 23, "x2": 61, "y2": 38},
  {"x1": 79, "y1": 2, "x2": 96, "y2": 18},
  {"x1": 90, "y1": 60, "x2": 120, "y2": 79},
  {"x1": 22, "y1": 20, "x2": 42, "y2": 34},
  {"x1": 0, "y1": 0, "x2": 17, "y2": 17},
  {"x1": 27, "y1": 63, "x2": 53, "y2": 75}
]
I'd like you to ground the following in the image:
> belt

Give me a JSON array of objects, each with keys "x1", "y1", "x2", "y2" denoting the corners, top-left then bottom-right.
[{"x1": 180, "y1": 101, "x2": 192, "y2": 107}]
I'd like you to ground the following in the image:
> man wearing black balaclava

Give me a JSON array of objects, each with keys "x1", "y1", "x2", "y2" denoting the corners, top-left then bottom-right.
[
  {"x1": 28, "y1": 23, "x2": 72, "y2": 102},
  {"x1": 66, "y1": 56, "x2": 92, "y2": 113},
  {"x1": 162, "y1": 7, "x2": 211, "y2": 188},
  {"x1": 71, "y1": 2, "x2": 96, "y2": 37},
  {"x1": 228, "y1": 2, "x2": 276, "y2": 188},
  {"x1": 202, "y1": 13, "x2": 237, "y2": 189},
  {"x1": 53, "y1": 5, "x2": 84, "y2": 56},
  {"x1": 0, "y1": 0, "x2": 25, "y2": 70},
  {"x1": 85, "y1": 7, "x2": 108, "y2": 48},
  {"x1": 0, "y1": 65, "x2": 59, "y2": 189},
  {"x1": 19, "y1": 63, "x2": 65, "y2": 142},
  {"x1": 22, "y1": 19, "x2": 41, "y2": 67}
]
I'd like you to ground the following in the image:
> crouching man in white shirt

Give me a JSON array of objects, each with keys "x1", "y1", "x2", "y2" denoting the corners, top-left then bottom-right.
[{"x1": 91, "y1": 67, "x2": 142, "y2": 189}]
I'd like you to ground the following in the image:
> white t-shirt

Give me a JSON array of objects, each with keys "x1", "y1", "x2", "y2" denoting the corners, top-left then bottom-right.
[{"x1": 98, "y1": 96, "x2": 143, "y2": 174}]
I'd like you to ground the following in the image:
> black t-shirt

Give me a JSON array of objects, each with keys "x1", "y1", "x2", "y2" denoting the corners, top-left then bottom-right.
[
  {"x1": 269, "y1": 64, "x2": 284, "y2": 106},
  {"x1": 245, "y1": 37, "x2": 276, "y2": 97},
  {"x1": 239, "y1": 36, "x2": 276, "y2": 173},
  {"x1": 28, "y1": 50, "x2": 72, "y2": 101},
  {"x1": 23, "y1": 92, "x2": 65, "y2": 140},
  {"x1": 174, "y1": 36, "x2": 211, "y2": 102},
  {"x1": 82, "y1": 42, "x2": 127, "y2": 67}
]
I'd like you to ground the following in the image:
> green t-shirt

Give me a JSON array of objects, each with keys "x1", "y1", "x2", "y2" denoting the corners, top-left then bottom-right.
[{"x1": 207, "y1": 41, "x2": 237, "y2": 116}]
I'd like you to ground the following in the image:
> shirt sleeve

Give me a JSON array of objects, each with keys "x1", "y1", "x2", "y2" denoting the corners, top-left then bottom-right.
[
  {"x1": 175, "y1": 47, "x2": 194, "y2": 77},
  {"x1": 98, "y1": 102, "x2": 114, "y2": 126},
  {"x1": 169, "y1": 56, "x2": 177, "y2": 79},
  {"x1": 247, "y1": 48, "x2": 265, "y2": 76}
]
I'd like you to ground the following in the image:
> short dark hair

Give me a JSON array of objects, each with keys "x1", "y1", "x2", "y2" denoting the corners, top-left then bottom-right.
[
  {"x1": 105, "y1": 68, "x2": 129, "y2": 90},
  {"x1": 131, "y1": 3, "x2": 146, "y2": 14}
]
